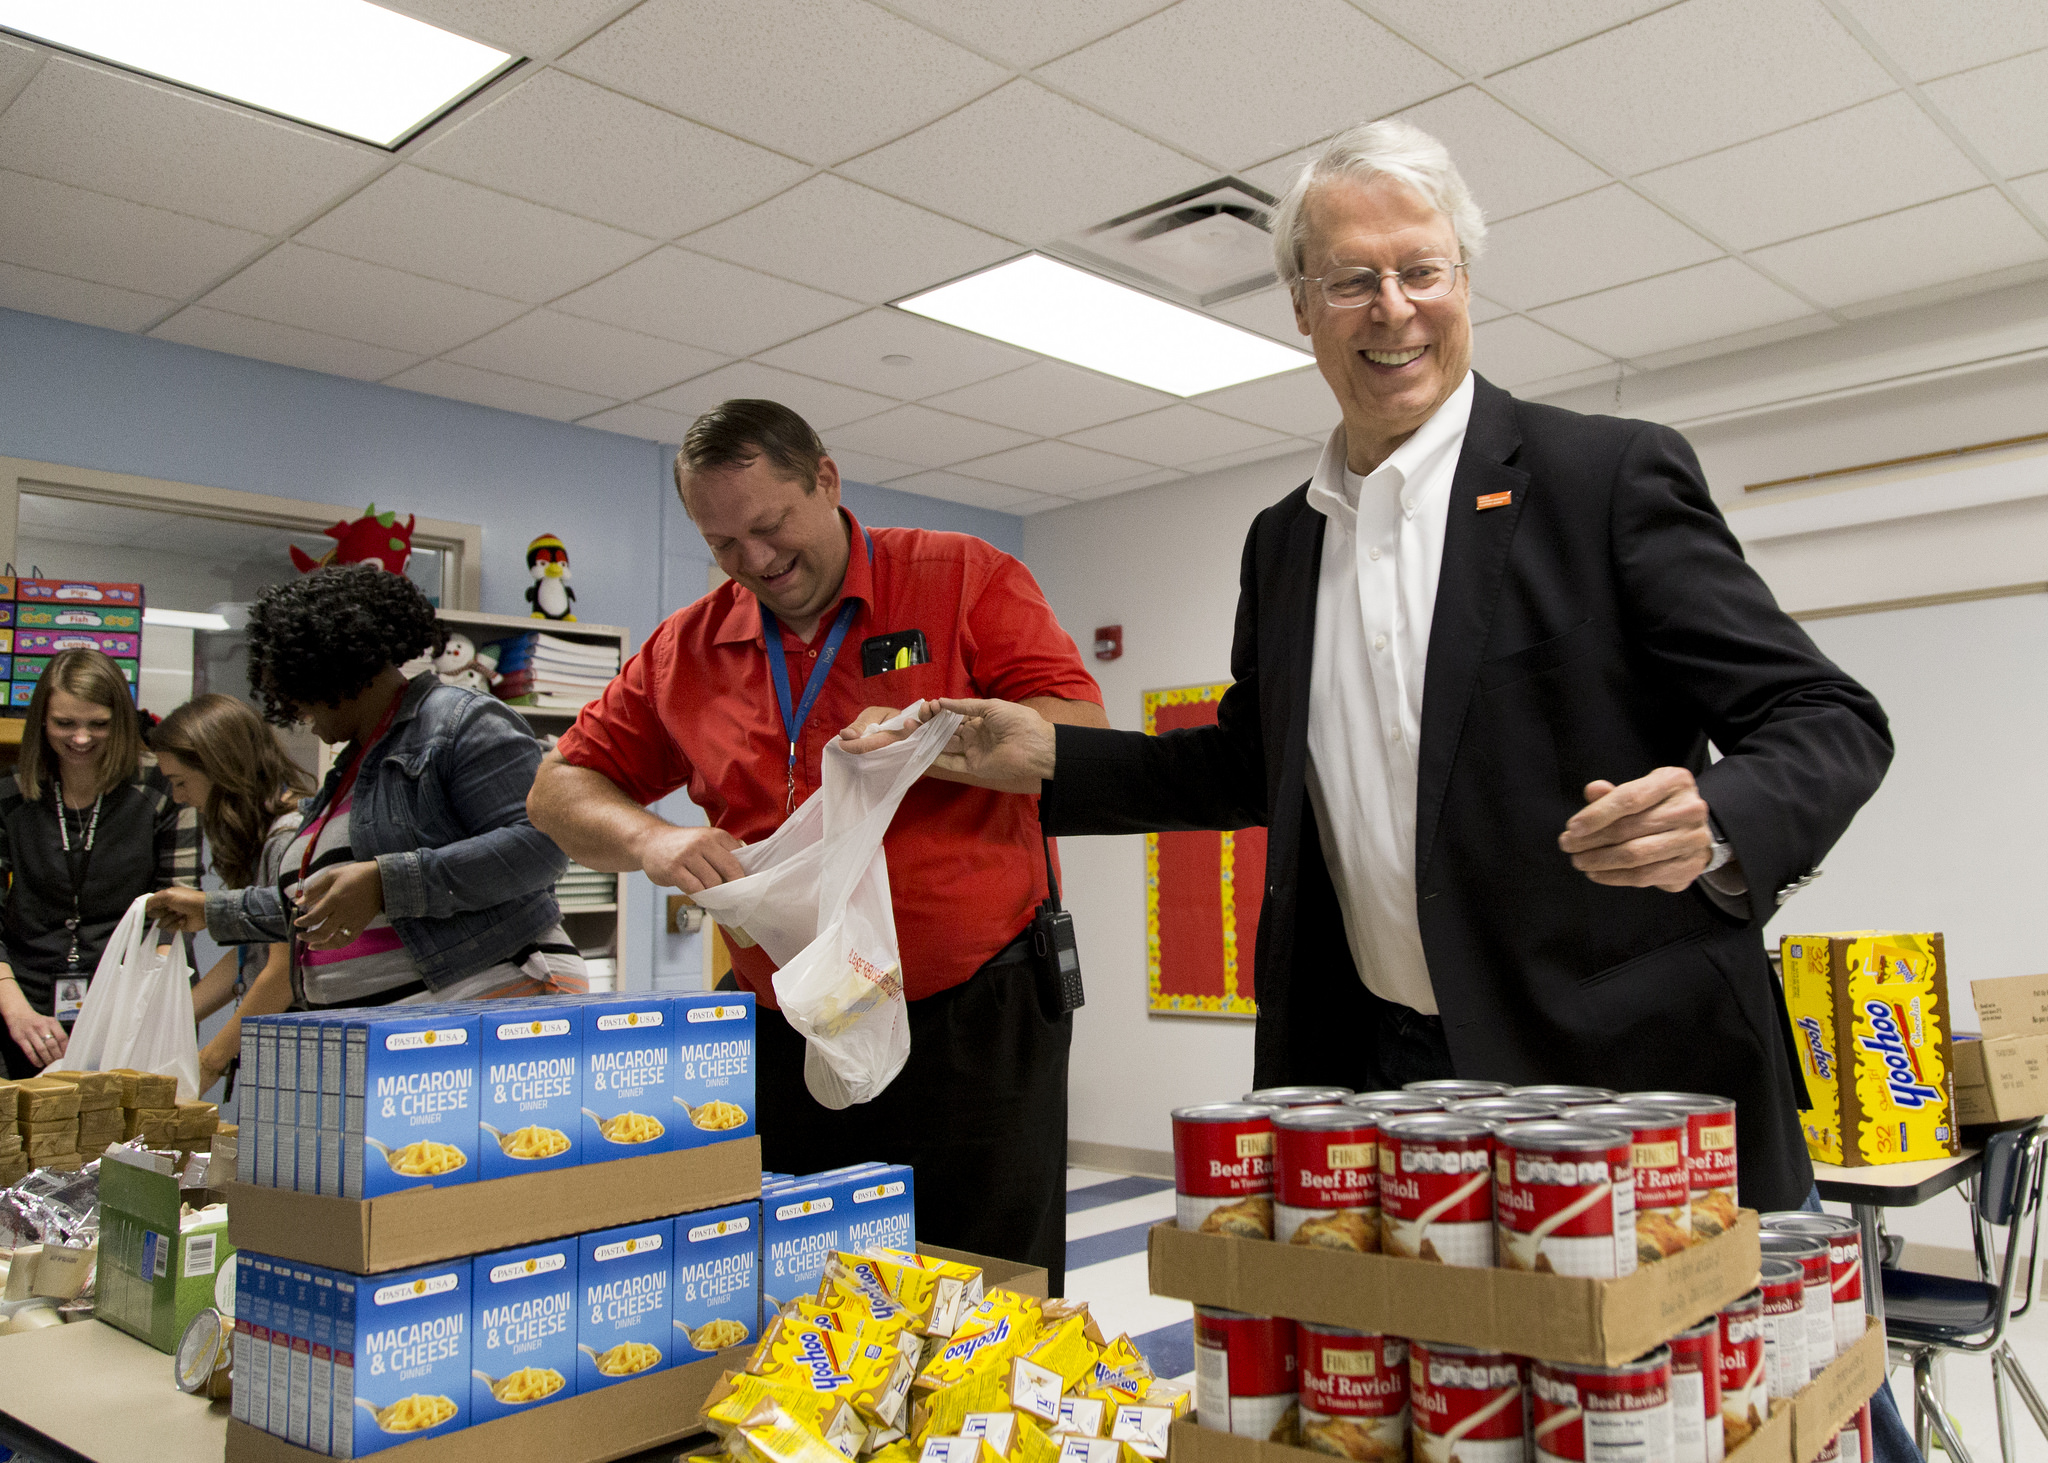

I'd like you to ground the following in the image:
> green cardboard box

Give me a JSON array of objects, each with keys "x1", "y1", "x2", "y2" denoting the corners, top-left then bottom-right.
[{"x1": 96, "y1": 1150, "x2": 234, "y2": 1352}]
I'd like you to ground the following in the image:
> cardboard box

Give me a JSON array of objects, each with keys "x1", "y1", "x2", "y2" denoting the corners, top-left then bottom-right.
[
  {"x1": 1783, "y1": 932, "x2": 1959, "y2": 1167},
  {"x1": 227, "y1": 1134, "x2": 760, "y2": 1274},
  {"x1": 112, "y1": 1067, "x2": 179, "y2": 1107},
  {"x1": 1952, "y1": 1035, "x2": 2048, "y2": 1124},
  {"x1": 16, "y1": 1076, "x2": 81, "y2": 1121},
  {"x1": 95, "y1": 1154, "x2": 234, "y2": 1352},
  {"x1": 1970, "y1": 974, "x2": 2048, "y2": 1037},
  {"x1": 40, "y1": 1069, "x2": 120, "y2": 1109},
  {"x1": 1147, "y1": 1212, "x2": 1761, "y2": 1368}
]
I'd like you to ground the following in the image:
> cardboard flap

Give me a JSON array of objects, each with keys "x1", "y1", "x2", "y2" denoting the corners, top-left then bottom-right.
[
  {"x1": 1971, "y1": 975, "x2": 2048, "y2": 1038},
  {"x1": 1793, "y1": 1318, "x2": 1887, "y2": 1459}
]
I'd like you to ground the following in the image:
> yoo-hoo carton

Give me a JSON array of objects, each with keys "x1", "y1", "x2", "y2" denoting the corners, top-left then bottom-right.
[
  {"x1": 347, "y1": 1010, "x2": 481, "y2": 1198},
  {"x1": 1783, "y1": 931, "x2": 1958, "y2": 1167},
  {"x1": 582, "y1": 995, "x2": 680, "y2": 1158},
  {"x1": 671, "y1": 1199, "x2": 761, "y2": 1362},
  {"x1": 478, "y1": 1001, "x2": 583, "y2": 1179},
  {"x1": 577, "y1": 1218, "x2": 673, "y2": 1392},
  {"x1": 471, "y1": 1238, "x2": 579, "y2": 1425},
  {"x1": 336, "y1": 1258, "x2": 472, "y2": 1456}
]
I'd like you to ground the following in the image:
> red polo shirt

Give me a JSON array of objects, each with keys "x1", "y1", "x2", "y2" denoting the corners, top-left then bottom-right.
[{"x1": 556, "y1": 510, "x2": 1101, "y2": 1005}]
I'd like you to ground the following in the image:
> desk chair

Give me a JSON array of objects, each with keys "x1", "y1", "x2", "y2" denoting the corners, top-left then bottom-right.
[{"x1": 1882, "y1": 1121, "x2": 2048, "y2": 1463}]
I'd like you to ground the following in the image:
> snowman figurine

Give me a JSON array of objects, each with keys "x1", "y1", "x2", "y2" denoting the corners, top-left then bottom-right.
[
  {"x1": 434, "y1": 632, "x2": 477, "y2": 685},
  {"x1": 525, "y1": 533, "x2": 576, "y2": 621}
]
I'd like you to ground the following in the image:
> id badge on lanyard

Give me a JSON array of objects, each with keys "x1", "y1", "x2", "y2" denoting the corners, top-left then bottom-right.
[{"x1": 54, "y1": 977, "x2": 88, "y2": 1023}]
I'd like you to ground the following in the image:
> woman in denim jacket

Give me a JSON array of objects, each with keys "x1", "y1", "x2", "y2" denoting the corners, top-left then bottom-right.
[{"x1": 150, "y1": 564, "x2": 585, "y2": 1006}]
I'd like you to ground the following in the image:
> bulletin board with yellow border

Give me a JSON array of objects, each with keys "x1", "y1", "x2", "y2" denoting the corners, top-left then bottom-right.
[{"x1": 1144, "y1": 683, "x2": 1264, "y2": 1019}]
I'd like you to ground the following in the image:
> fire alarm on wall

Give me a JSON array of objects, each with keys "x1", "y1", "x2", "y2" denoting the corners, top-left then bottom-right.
[{"x1": 1094, "y1": 625, "x2": 1122, "y2": 661}]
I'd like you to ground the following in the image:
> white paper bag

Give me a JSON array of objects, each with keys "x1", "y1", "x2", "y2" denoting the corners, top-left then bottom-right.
[{"x1": 51, "y1": 893, "x2": 202, "y2": 1102}]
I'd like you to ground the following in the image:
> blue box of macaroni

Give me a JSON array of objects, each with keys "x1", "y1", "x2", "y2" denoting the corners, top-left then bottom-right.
[
  {"x1": 477, "y1": 1000, "x2": 583, "y2": 1180},
  {"x1": 671, "y1": 993, "x2": 756, "y2": 1148},
  {"x1": 470, "y1": 1237, "x2": 579, "y2": 1426},
  {"x1": 332, "y1": 1258, "x2": 473, "y2": 1455},
  {"x1": 671, "y1": 1199, "x2": 761, "y2": 1363},
  {"x1": 761, "y1": 1164, "x2": 915, "y2": 1311},
  {"x1": 580, "y1": 994, "x2": 679, "y2": 1160},
  {"x1": 577, "y1": 1218, "x2": 673, "y2": 1392},
  {"x1": 346, "y1": 1010, "x2": 480, "y2": 1200}
]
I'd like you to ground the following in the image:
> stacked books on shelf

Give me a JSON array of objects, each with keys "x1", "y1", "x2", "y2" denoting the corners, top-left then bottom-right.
[
  {"x1": 490, "y1": 630, "x2": 621, "y2": 711},
  {"x1": 556, "y1": 860, "x2": 617, "y2": 911}
]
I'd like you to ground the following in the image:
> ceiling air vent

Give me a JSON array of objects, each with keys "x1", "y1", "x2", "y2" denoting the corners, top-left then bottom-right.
[{"x1": 1054, "y1": 179, "x2": 1279, "y2": 308}]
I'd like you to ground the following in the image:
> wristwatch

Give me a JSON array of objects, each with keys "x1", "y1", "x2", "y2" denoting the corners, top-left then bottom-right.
[{"x1": 1704, "y1": 814, "x2": 1734, "y2": 875}]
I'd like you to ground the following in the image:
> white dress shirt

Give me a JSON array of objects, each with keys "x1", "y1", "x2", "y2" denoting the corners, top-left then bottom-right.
[{"x1": 1302, "y1": 372, "x2": 1475, "y2": 1016}]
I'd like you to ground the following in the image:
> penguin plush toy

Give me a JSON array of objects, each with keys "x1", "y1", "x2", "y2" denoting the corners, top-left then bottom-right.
[{"x1": 525, "y1": 533, "x2": 576, "y2": 621}]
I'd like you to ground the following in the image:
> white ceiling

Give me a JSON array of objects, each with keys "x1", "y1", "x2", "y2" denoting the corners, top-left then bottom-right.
[{"x1": 0, "y1": 0, "x2": 2044, "y2": 516}]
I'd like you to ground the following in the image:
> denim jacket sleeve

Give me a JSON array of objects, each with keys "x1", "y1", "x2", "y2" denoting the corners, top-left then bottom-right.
[
  {"x1": 375, "y1": 699, "x2": 568, "y2": 921},
  {"x1": 206, "y1": 884, "x2": 291, "y2": 944}
]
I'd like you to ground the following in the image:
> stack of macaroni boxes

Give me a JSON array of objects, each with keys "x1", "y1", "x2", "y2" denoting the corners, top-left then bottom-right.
[
  {"x1": 1782, "y1": 930, "x2": 1959, "y2": 1166},
  {"x1": 235, "y1": 991, "x2": 756, "y2": 1195},
  {"x1": 232, "y1": 1200, "x2": 762, "y2": 1455},
  {"x1": 701, "y1": 1242, "x2": 1188, "y2": 1463},
  {"x1": 4, "y1": 579, "x2": 144, "y2": 709},
  {"x1": 762, "y1": 1164, "x2": 918, "y2": 1313}
]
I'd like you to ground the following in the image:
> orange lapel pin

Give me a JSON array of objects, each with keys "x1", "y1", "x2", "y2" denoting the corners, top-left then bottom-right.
[{"x1": 1476, "y1": 490, "x2": 1514, "y2": 511}]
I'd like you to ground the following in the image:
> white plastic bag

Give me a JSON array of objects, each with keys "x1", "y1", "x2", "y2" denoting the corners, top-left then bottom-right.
[
  {"x1": 689, "y1": 703, "x2": 962, "y2": 1109},
  {"x1": 51, "y1": 893, "x2": 202, "y2": 1102}
]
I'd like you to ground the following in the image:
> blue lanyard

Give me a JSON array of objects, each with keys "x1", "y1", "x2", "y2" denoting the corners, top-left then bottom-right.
[{"x1": 761, "y1": 529, "x2": 871, "y2": 813}]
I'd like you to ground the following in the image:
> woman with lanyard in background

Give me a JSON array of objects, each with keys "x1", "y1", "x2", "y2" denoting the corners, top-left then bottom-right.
[
  {"x1": 145, "y1": 694, "x2": 312, "y2": 1093},
  {"x1": 149, "y1": 563, "x2": 584, "y2": 1006},
  {"x1": 0, "y1": 649, "x2": 200, "y2": 1077}
]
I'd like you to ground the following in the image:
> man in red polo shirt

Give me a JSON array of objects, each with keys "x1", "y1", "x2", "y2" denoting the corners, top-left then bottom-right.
[{"x1": 529, "y1": 398, "x2": 1106, "y2": 1288}]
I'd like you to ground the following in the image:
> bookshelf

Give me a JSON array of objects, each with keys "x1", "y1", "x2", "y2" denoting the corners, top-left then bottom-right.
[{"x1": 435, "y1": 608, "x2": 630, "y2": 990}]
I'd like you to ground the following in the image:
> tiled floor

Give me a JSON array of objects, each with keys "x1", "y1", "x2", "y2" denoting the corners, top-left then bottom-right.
[{"x1": 1063, "y1": 1167, "x2": 1193, "y2": 1380}]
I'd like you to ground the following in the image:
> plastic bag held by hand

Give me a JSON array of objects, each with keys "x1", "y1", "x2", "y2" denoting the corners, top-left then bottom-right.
[
  {"x1": 687, "y1": 702, "x2": 962, "y2": 1109},
  {"x1": 52, "y1": 893, "x2": 202, "y2": 1102}
]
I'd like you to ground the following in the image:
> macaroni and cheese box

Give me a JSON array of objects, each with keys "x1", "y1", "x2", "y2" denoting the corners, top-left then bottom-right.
[
  {"x1": 16, "y1": 578, "x2": 143, "y2": 605},
  {"x1": 346, "y1": 1010, "x2": 481, "y2": 1199},
  {"x1": 234, "y1": 1256, "x2": 271, "y2": 1429},
  {"x1": 582, "y1": 994, "x2": 680, "y2": 1159},
  {"x1": 310, "y1": 1269, "x2": 338, "y2": 1455},
  {"x1": 762, "y1": 1164, "x2": 916, "y2": 1311},
  {"x1": 578, "y1": 1218, "x2": 674, "y2": 1392},
  {"x1": 479, "y1": 1000, "x2": 583, "y2": 1179},
  {"x1": 1783, "y1": 931, "x2": 1959, "y2": 1167},
  {"x1": 471, "y1": 1237, "x2": 580, "y2": 1425},
  {"x1": 13, "y1": 603, "x2": 142, "y2": 630},
  {"x1": 673, "y1": 992, "x2": 756, "y2": 1148},
  {"x1": 266, "y1": 1259, "x2": 292, "y2": 1439},
  {"x1": 671, "y1": 1199, "x2": 761, "y2": 1363},
  {"x1": 285, "y1": 1264, "x2": 316, "y2": 1447},
  {"x1": 332, "y1": 1258, "x2": 473, "y2": 1456}
]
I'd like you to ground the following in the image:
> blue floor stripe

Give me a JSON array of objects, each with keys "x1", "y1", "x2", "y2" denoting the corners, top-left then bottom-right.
[
  {"x1": 1131, "y1": 1319, "x2": 1193, "y2": 1380},
  {"x1": 1064, "y1": 1219, "x2": 1159, "y2": 1272},
  {"x1": 1067, "y1": 1175, "x2": 1175, "y2": 1214}
]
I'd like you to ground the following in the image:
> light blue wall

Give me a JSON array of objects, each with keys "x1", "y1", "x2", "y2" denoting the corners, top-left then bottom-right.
[{"x1": 0, "y1": 306, "x2": 1025, "y2": 988}]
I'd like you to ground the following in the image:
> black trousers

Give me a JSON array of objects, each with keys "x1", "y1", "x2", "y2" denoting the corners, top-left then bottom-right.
[
  {"x1": 745, "y1": 935, "x2": 1074, "y2": 1295},
  {"x1": 1358, "y1": 985, "x2": 1456, "y2": 1091}
]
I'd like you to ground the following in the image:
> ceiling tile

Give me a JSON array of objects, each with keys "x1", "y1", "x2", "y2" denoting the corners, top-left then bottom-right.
[
  {"x1": 552, "y1": 247, "x2": 862, "y2": 356},
  {"x1": 839, "y1": 80, "x2": 1213, "y2": 244},
  {"x1": 1470, "y1": 315, "x2": 1610, "y2": 388},
  {"x1": 1240, "y1": 142, "x2": 1316, "y2": 199},
  {"x1": 1007, "y1": 492, "x2": 1082, "y2": 513},
  {"x1": 1474, "y1": 185, "x2": 1721, "y2": 310},
  {"x1": 1208, "y1": 287, "x2": 1306, "y2": 345},
  {"x1": 1490, "y1": 0, "x2": 1894, "y2": 175},
  {"x1": 1065, "y1": 404, "x2": 1291, "y2": 466},
  {"x1": 1191, "y1": 368, "x2": 1337, "y2": 437},
  {"x1": 2015, "y1": 169, "x2": 2048, "y2": 217},
  {"x1": 0, "y1": 168, "x2": 265, "y2": 297},
  {"x1": 385, "y1": 359, "x2": 618, "y2": 421},
  {"x1": 921, "y1": 360, "x2": 1174, "y2": 436},
  {"x1": 826, "y1": 404, "x2": 1034, "y2": 469},
  {"x1": 1747, "y1": 187, "x2": 2048, "y2": 309},
  {"x1": 1036, "y1": 0, "x2": 1456, "y2": 169},
  {"x1": 755, "y1": 309, "x2": 1036, "y2": 399},
  {"x1": 1360, "y1": 0, "x2": 1671, "y2": 75},
  {"x1": 1061, "y1": 468, "x2": 1186, "y2": 502},
  {"x1": 0, "y1": 259, "x2": 172, "y2": 332},
  {"x1": 882, "y1": 0, "x2": 1167, "y2": 68},
  {"x1": 950, "y1": 439, "x2": 1153, "y2": 493},
  {"x1": 1529, "y1": 258, "x2": 1813, "y2": 359},
  {"x1": 297, "y1": 166, "x2": 651, "y2": 303},
  {"x1": 447, "y1": 309, "x2": 724, "y2": 399},
  {"x1": 1835, "y1": 0, "x2": 2048, "y2": 82},
  {"x1": 1395, "y1": 88, "x2": 1608, "y2": 222},
  {"x1": 1922, "y1": 50, "x2": 2048, "y2": 179},
  {"x1": 644, "y1": 362, "x2": 900, "y2": 431},
  {"x1": 683, "y1": 176, "x2": 1014, "y2": 304},
  {"x1": 382, "y1": 0, "x2": 627, "y2": 56},
  {"x1": 562, "y1": 0, "x2": 1007, "y2": 165},
  {"x1": 576, "y1": 401, "x2": 699, "y2": 442},
  {"x1": 1469, "y1": 293, "x2": 1513, "y2": 323},
  {"x1": 826, "y1": 447, "x2": 925, "y2": 485},
  {"x1": 196, "y1": 243, "x2": 526, "y2": 355},
  {"x1": 416, "y1": 70, "x2": 811, "y2": 239},
  {"x1": 149, "y1": 306, "x2": 420, "y2": 380},
  {"x1": 1175, "y1": 439, "x2": 1317, "y2": 477},
  {"x1": 0, "y1": 60, "x2": 383, "y2": 235},
  {"x1": 1637, "y1": 94, "x2": 1979, "y2": 250},
  {"x1": 0, "y1": 36, "x2": 40, "y2": 109},
  {"x1": 887, "y1": 469, "x2": 1048, "y2": 512}
]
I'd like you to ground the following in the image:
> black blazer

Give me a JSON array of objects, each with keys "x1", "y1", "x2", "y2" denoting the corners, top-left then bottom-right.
[{"x1": 1041, "y1": 375, "x2": 1892, "y2": 1212}]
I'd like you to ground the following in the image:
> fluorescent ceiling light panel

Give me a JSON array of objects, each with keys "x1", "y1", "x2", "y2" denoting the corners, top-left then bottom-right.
[
  {"x1": 0, "y1": 0, "x2": 515, "y2": 147},
  {"x1": 143, "y1": 608, "x2": 232, "y2": 631},
  {"x1": 897, "y1": 254, "x2": 1311, "y2": 397}
]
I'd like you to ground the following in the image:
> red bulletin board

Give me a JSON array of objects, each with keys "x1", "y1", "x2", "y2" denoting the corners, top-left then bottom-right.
[{"x1": 1144, "y1": 683, "x2": 1265, "y2": 1019}]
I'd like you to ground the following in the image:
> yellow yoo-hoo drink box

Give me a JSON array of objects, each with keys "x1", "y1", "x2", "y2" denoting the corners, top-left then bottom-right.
[{"x1": 1782, "y1": 931, "x2": 1958, "y2": 1167}]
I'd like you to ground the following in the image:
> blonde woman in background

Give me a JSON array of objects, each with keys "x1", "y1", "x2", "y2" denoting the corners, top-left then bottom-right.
[
  {"x1": 0, "y1": 650, "x2": 199, "y2": 1077},
  {"x1": 146, "y1": 694, "x2": 313, "y2": 1094}
]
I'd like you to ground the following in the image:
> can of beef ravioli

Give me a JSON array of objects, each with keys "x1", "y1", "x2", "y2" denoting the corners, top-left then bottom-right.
[
  {"x1": 1411, "y1": 1341, "x2": 1527, "y2": 1463},
  {"x1": 1531, "y1": 1348, "x2": 1673, "y2": 1463},
  {"x1": 1195, "y1": 1306, "x2": 1298, "y2": 1442},
  {"x1": 1575, "y1": 1104, "x2": 1693, "y2": 1264},
  {"x1": 1717, "y1": 1290, "x2": 1766, "y2": 1454},
  {"x1": 1274, "y1": 1105, "x2": 1379, "y2": 1251},
  {"x1": 1762, "y1": 1212, "x2": 1864, "y2": 1355},
  {"x1": 1668, "y1": 1316, "x2": 1724, "y2": 1463},
  {"x1": 1379, "y1": 1114, "x2": 1495, "y2": 1268},
  {"x1": 1296, "y1": 1324, "x2": 1408, "y2": 1461},
  {"x1": 1495, "y1": 1122, "x2": 1637, "y2": 1278},
  {"x1": 1173, "y1": 1103, "x2": 1277, "y2": 1237}
]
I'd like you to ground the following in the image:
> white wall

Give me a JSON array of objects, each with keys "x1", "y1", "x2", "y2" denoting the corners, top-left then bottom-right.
[{"x1": 1027, "y1": 309, "x2": 2048, "y2": 1158}]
